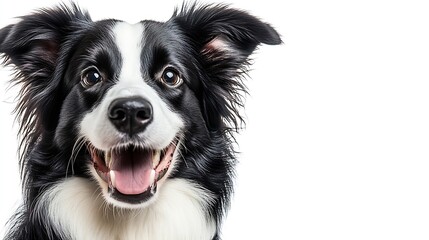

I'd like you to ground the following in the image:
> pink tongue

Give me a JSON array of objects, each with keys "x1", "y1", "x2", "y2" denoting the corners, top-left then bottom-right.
[{"x1": 111, "y1": 149, "x2": 153, "y2": 195}]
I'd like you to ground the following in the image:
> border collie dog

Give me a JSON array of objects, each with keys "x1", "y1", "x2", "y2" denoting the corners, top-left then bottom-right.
[{"x1": 0, "y1": 3, "x2": 280, "y2": 240}]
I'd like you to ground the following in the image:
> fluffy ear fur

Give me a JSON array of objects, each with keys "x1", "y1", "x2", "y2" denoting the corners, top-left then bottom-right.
[
  {"x1": 0, "y1": 4, "x2": 91, "y2": 162},
  {"x1": 172, "y1": 4, "x2": 282, "y2": 131}
]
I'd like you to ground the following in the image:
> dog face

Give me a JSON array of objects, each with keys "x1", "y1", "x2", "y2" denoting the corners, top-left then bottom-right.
[
  {"x1": 67, "y1": 21, "x2": 192, "y2": 208},
  {"x1": 0, "y1": 4, "x2": 281, "y2": 209},
  {"x1": 64, "y1": 19, "x2": 246, "y2": 209}
]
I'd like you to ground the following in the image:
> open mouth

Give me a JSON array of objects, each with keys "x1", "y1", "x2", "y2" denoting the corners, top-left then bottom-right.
[{"x1": 89, "y1": 141, "x2": 177, "y2": 204}]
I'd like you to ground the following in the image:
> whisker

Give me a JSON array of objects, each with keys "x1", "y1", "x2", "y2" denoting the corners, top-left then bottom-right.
[
  {"x1": 175, "y1": 133, "x2": 189, "y2": 168},
  {"x1": 66, "y1": 136, "x2": 86, "y2": 178}
]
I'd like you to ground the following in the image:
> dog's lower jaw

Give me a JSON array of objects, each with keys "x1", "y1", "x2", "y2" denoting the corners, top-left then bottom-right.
[
  {"x1": 36, "y1": 177, "x2": 216, "y2": 240},
  {"x1": 90, "y1": 165, "x2": 159, "y2": 209}
]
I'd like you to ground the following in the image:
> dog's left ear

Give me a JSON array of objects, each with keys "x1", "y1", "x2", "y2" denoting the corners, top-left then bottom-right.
[{"x1": 172, "y1": 4, "x2": 282, "y2": 131}]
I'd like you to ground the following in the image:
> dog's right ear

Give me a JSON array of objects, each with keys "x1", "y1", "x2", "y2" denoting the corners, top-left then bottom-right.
[
  {"x1": 0, "y1": 4, "x2": 91, "y2": 151},
  {"x1": 0, "y1": 4, "x2": 91, "y2": 79}
]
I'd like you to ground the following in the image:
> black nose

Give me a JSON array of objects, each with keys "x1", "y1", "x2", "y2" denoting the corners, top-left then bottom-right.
[{"x1": 108, "y1": 97, "x2": 153, "y2": 135}]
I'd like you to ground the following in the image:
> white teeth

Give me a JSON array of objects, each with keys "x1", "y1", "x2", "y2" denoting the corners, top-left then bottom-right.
[
  {"x1": 152, "y1": 150, "x2": 161, "y2": 167},
  {"x1": 106, "y1": 150, "x2": 112, "y2": 168},
  {"x1": 149, "y1": 169, "x2": 156, "y2": 188},
  {"x1": 150, "y1": 173, "x2": 157, "y2": 194},
  {"x1": 110, "y1": 170, "x2": 116, "y2": 188}
]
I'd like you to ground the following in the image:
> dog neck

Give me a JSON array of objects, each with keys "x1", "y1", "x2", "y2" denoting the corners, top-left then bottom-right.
[{"x1": 35, "y1": 177, "x2": 216, "y2": 240}]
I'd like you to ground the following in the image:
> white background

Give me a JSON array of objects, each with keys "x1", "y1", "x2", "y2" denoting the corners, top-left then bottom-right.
[{"x1": 1, "y1": 0, "x2": 429, "y2": 239}]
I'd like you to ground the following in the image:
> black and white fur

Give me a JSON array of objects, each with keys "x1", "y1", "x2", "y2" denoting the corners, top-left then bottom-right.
[{"x1": 0, "y1": 3, "x2": 281, "y2": 240}]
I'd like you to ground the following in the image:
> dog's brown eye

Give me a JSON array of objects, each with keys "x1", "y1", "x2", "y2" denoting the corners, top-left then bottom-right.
[
  {"x1": 82, "y1": 68, "x2": 103, "y2": 87},
  {"x1": 161, "y1": 67, "x2": 182, "y2": 87}
]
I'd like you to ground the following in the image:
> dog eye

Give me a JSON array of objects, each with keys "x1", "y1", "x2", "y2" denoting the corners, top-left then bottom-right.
[
  {"x1": 161, "y1": 67, "x2": 182, "y2": 87},
  {"x1": 82, "y1": 68, "x2": 103, "y2": 87}
]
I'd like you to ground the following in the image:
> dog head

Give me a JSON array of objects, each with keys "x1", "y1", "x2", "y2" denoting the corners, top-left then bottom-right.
[{"x1": 0, "y1": 4, "x2": 281, "y2": 209}]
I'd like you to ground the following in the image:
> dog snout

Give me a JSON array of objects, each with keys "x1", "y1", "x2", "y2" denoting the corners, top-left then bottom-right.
[{"x1": 108, "y1": 97, "x2": 153, "y2": 135}]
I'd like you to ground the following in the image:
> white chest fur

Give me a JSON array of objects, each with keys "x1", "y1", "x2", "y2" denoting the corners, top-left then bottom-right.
[{"x1": 36, "y1": 178, "x2": 216, "y2": 240}]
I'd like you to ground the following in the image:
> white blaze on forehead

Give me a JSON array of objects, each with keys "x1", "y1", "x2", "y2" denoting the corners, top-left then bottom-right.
[{"x1": 113, "y1": 22, "x2": 144, "y2": 82}]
